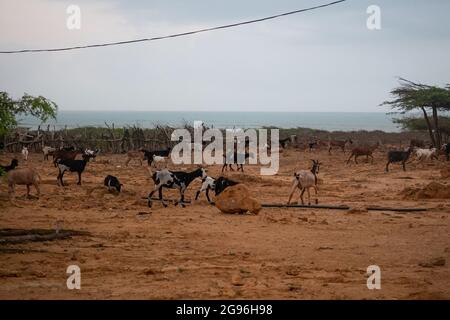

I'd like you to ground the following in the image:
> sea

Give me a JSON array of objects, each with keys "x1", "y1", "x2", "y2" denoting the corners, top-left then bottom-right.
[{"x1": 19, "y1": 111, "x2": 402, "y2": 132}]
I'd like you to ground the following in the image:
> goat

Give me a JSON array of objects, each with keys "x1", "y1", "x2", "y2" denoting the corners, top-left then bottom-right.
[
  {"x1": 0, "y1": 159, "x2": 19, "y2": 173},
  {"x1": 61, "y1": 146, "x2": 76, "y2": 151},
  {"x1": 442, "y1": 143, "x2": 450, "y2": 161},
  {"x1": 53, "y1": 149, "x2": 83, "y2": 167},
  {"x1": 42, "y1": 146, "x2": 56, "y2": 161},
  {"x1": 148, "y1": 167, "x2": 207, "y2": 208},
  {"x1": 84, "y1": 148, "x2": 99, "y2": 161},
  {"x1": 151, "y1": 155, "x2": 167, "y2": 168},
  {"x1": 104, "y1": 175, "x2": 123, "y2": 193},
  {"x1": 195, "y1": 176, "x2": 216, "y2": 203},
  {"x1": 214, "y1": 176, "x2": 239, "y2": 196},
  {"x1": 287, "y1": 160, "x2": 321, "y2": 205},
  {"x1": 385, "y1": 147, "x2": 412, "y2": 172},
  {"x1": 308, "y1": 141, "x2": 318, "y2": 152},
  {"x1": 328, "y1": 139, "x2": 353, "y2": 153},
  {"x1": 7, "y1": 167, "x2": 41, "y2": 199},
  {"x1": 347, "y1": 142, "x2": 380, "y2": 164},
  {"x1": 125, "y1": 150, "x2": 145, "y2": 166},
  {"x1": 21, "y1": 146, "x2": 29, "y2": 161},
  {"x1": 279, "y1": 138, "x2": 291, "y2": 149},
  {"x1": 143, "y1": 148, "x2": 171, "y2": 166},
  {"x1": 222, "y1": 151, "x2": 253, "y2": 172},
  {"x1": 414, "y1": 147, "x2": 438, "y2": 161},
  {"x1": 57, "y1": 154, "x2": 90, "y2": 186}
]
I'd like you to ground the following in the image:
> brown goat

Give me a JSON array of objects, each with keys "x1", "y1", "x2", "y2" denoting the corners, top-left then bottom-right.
[
  {"x1": 328, "y1": 138, "x2": 353, "y2": 154},
  {"x1": 52, "y1": 149, "x2": 83, "y2": 167},
  {"x1": 347, "y1": 142, "x2": 380, "y2": 164},
  {"x1": 125, "y1": 150, "x2": 145, "y2": 166},
  {"x1": 7, "y1": 168, "x2": 41, "y2": 199}
]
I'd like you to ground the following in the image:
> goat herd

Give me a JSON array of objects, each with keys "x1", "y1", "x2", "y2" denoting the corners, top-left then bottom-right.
[{"x1": 1, "y1": 138, "x2": 450, "y2": 210}]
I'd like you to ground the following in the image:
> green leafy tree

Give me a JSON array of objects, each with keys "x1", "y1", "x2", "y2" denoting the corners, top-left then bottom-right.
[
  {"x1": 382, "y1": 79, "x2": 450, "y2": 148},
  {"x1": 0, "y1": 91, "x2": 58, "y2": 136}
]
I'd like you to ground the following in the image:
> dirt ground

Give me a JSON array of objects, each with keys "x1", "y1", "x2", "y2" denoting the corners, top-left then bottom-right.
[{"x1": 0, "y1": 147, "x2": 449, "y2": 300}]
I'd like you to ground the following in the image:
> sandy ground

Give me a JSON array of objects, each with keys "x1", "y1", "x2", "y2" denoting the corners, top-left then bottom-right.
[{"x1": 0, "y1": 148, "x2": 449, "y2": 300}]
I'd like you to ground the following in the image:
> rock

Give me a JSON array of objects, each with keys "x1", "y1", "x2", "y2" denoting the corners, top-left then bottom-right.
[
  {"x1": 441, "y1": 166, "x2": 450, "y2": 179},
  {"x1": 419, "y1": 257, "x2": 446, "y2": 268},
  {"x1": 214, "y1": 184, "x2": 261, "y2": 215},
  {"x1": 231, "y1": 274, "x2": 244, "y2": 286}
]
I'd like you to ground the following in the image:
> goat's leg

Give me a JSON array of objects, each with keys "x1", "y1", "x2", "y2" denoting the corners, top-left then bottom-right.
[
  {"x1": 77, "y1": 172, "x2": 82, "y2": 185},
  {"x1": 159, "y1": 188, "x2": 168, "y2": 207},
  {"x1": 385, "y1": 161, "x2": 390, "y2": 172},
  {"x1": 313, "y1": 186, "x2": 318, "y2": 204},
  {"x1": 147, "y1": 189, "x2": 156, "y2": 207},
  {"x1": 26, "y1": 185, "x2": 31, "y2": 198},
  {"x1": 195, "y1": 190, "x2": 201, "y2": 200},
  {"x1": 229, "y1": 164, "x2": 234, "y2": 171},
  {"x1": 402, "y1": 160, "x2": 406, "y2": 171},
  {"x1": 287, "y1": 180, "x2": 299, "y2": 204},
  {"x1": 346, "y1": 153, "x2": 354, "y2": 164},
  {"x1": 205, "y1": 188, "x2": 212, "y2": 203},
  {"x1": 299, "y1": 188, "x2": 306, "y2": 205},
  {"x1": 34, "y1": 182, "x2": 40, "y2": 197},
  {"x1": 307, "y1": 188, "x2": 311, "y2": 205},
  {"x1": 221, "y1": 164, "x2": 226, "y2": 172},
  {"x1": 370, "y1": 154, "x2": 374, "y2": 164}
]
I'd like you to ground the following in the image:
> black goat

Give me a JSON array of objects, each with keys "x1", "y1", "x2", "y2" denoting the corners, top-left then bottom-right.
[
  {"x1": 279, "y1": 138, "x2": 290, "y2": 149},
  {"x1": 57, "y1": 155, "x2": 90, "y2": 186},
  {"x1": 104, "y1": 175, "x2": 122, "y2": 192},
  {"x1": 443, "y1": 143, "x2": 450, "y2": 161},
  {"x1": 143, "y1": 147, "x2": 171, "y2": 165},
  {"x1": 214, "y1": 176, "x2": 239, "y2": 196},
  {"x1": 222, "y1": 151, "x2": 253, "y2": 172},
  {"x1": 148, "y1": 167, "x2": 206, "y2": 207},
  {"x1": 385, "y1": 147, "x2": 412, "y2": 172},
  {"x1": 0, "y1": 159, "x2": 19, "y2": 173}
]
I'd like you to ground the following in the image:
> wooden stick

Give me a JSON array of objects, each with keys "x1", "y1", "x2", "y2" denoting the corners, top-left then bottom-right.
[
  {"x1": 261, "y1": 203, "x2": 428, "y2": 212},
  {"x1": 262, "y1": 203, "x2": 350, "y2": 210}
]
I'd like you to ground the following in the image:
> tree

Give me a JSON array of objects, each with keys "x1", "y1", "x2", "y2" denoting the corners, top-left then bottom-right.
[
  {"x1": 382, "y1": 79, "x2": 450, "y2": 148},
  {"x1": 0, "y1": 92, "x2": 58, "y2": 136}
]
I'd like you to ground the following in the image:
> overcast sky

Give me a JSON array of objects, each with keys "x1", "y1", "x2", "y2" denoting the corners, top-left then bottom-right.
[{"x1": 0, "y1": 0, "x2": 449, "y2": 112}]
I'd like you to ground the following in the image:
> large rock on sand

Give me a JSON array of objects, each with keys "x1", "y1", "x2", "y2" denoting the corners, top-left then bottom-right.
[{"x1": 215, "y1": 184, "x2": 261, "y2": 215}]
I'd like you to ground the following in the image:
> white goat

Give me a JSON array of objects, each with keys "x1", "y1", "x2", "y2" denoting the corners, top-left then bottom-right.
[
  {"x1": 287, "y1": 160, "x2": 321, "y2": 205},
  {"x1": 414, "y1": 147, "x2": 438, "y2": 161},
  {"x1": 152, "y1": 154, "x2": 167, "y2": 168},
  {"x1": 21, "y1": 146, "x2": 29, "y2": 161},
  {"x1": 42, "y1": 146, "x2": 56, "y2": 161}
]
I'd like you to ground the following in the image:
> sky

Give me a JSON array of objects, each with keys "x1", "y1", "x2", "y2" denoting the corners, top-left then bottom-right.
[{"x1": 0, "y1": 0, "x2": 449, "y2": 112}]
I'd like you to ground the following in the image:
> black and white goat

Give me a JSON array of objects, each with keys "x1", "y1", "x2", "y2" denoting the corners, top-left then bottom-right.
[
  {"x1": 143, "y1": 148, "x2": 171, "y2": 166},
  {"x1": 195, "y1": 176, "x2": 216, "y2": 203},
  {"x1": 385, "y1": 147, "x2": 412, "y2": 172},
  {"x1": 57, "y1": 154, "x2": 90, "y2": 186},
  {"x1": 214, "y1": 176, "x2": 239, "y2": 196},
  {"x1": 84, "y1": 148, "x2": 99, "y2": 161},
  {"x1": 104, "y1": 175, "x2": 123, "y2": 192},
  {"x1": 148, "y1": 167, "x2": 206, "y2": 207}
]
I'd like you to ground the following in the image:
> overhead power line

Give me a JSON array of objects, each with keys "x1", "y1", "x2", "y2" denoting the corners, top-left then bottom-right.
[{"x1": 0, "y1": 0, "x2": 346, "y2": 54}]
